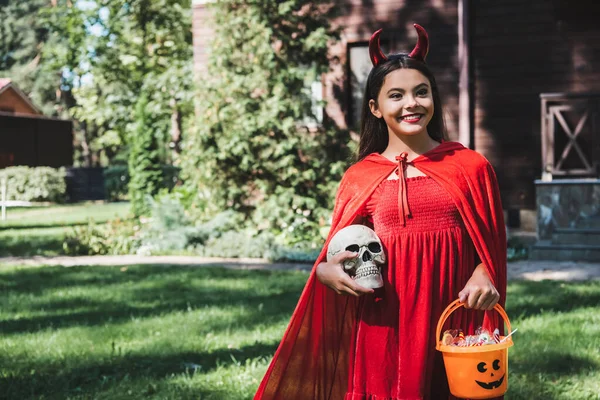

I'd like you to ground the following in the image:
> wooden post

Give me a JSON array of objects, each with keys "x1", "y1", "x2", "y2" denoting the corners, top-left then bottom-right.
[
  {"x1": 1, "y1": 178, "x2": 6, "y2": 221},
  {"x1": 458, "y1": 0, "x2": 472, "y2": 148}
]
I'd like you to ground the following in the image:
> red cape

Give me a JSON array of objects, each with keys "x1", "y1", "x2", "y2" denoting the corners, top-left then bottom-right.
[{"x1": 255, "y1": 141, "x2": 507, "y2": 399}]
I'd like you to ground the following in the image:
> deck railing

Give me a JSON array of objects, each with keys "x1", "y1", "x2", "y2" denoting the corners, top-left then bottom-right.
[{"x1": 540, "y1": 92, "x2": 599, "y2": 178}]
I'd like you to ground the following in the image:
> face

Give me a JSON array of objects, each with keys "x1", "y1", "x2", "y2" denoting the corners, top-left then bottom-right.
[
  {"x1": 475, "y1": 358, "x2": 505, "y2": 390},
  {"x1": 369, "y1": 68, "x2": 434, "y2": 138}
]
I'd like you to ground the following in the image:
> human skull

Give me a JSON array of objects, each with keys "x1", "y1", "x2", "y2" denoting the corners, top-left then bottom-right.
[{"x1": 326, "y1": 224, "x2": 386, "y2": 289}]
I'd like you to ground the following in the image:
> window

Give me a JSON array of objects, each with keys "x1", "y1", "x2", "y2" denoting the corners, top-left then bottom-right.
[
  {"x1": 348, "y1": 44, "x2": 372, "y2": 132},
  {"x1": 300, "y1": 68, "x2": 324, "y2": 129}
]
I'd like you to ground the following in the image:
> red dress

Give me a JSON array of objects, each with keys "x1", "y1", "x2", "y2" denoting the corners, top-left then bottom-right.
[
  {"x1": 254, "y1": 142, "x2": 507, "y2": 400},
  {"x1": 347, "y1": 176, "x2": 478, "y2": 400}
]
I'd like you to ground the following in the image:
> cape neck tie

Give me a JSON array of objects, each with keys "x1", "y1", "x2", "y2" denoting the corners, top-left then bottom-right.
[{"x1": 395, "y1": 152, "x2": 412, "y2": 226}]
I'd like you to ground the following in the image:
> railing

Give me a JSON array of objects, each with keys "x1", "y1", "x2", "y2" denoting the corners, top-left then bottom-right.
[
  {"x1": 541, "y1": 92, "x2": 599, "y2": 178},
  {"x1": 0, "y1": 179, "x2": 34, "y2": 221}
]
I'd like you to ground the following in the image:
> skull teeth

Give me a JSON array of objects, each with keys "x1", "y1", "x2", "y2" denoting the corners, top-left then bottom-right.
[{"x1": 354, "y1": 266, "x2": 381, "y2": 279}]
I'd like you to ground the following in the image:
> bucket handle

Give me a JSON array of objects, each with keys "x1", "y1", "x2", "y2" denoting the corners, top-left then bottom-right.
[{"x1": 435, "y1": 299, "x2": 512, "y2": 347}]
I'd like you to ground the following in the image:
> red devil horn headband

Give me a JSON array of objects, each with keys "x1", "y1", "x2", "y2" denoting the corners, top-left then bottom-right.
[
  {"x1": 369, "y1": 24, "x2": 429, "y2": 67},
  {"x1": 408, "y1": 24, "x2": 429, "y2": 61}
]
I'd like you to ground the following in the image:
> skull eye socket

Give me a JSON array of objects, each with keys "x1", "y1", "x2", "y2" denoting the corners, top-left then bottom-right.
[
  {"x1": 368, "y1": 242, "x2": 382, "y2": 253},
  {"x1": 477, "y1": 362, "x2": 487, "y2": 373},
  {"x1": 492, "y1": 359, "x2": 500, "y2": 370},
  {"x1": 345, "y1": 244, "x2": 360, "y2": 253}
]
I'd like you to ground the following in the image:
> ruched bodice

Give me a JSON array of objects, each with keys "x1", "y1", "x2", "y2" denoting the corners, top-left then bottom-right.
[{"x1": 368, "y1": 177, "x2": 463, "y2": 235}]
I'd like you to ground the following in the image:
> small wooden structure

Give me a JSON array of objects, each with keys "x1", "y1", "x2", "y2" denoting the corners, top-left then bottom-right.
[
  {"x1": 532, "y1": 92, "x2": 600, "y2": 261},
  {"x1": 0, "y1": 78, "x2": 41, "y2": 115},
  {"x1": 0, "y1": 79, "x2": 73, "y2": 169}
]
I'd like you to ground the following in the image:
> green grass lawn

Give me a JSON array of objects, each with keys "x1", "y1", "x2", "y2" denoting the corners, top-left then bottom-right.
[
  {"x1": 0, "y1": 264, "x2": 598, "y2": 399},
  {"x1": 0, "y1": 202, "x2": 131, "y2": 257}
]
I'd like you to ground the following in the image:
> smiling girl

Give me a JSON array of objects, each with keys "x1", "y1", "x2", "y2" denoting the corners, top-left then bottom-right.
[{"x1": 256, "y1": 25, "x2": 507, "y2": 400}]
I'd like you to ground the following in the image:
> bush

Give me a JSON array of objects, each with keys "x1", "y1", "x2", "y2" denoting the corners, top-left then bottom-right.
[
  {"x1": 104, "y1": 165, "x2": 179, "y2": 202},
  {"x1": 0, "y1": 166, "x2": 66, "y2": 202},
  {"x1": 136, "y1": 193, "x2": 199, "y2": 255},
  {"x1": 180, "y1": 0, "x2": 350, "y2": 247},
  {"x1": 198, "y1": 230, "x2": 280, "y2": 259},
  {"x1": 103, "y1": 166, "x2": 129, "y2": 201},
  {"x1": 62, "y1": 218, "x2": 141, "y2": 256},
  {"x1": 136, "y1": 193, "x2": 319, "y2": 262}
]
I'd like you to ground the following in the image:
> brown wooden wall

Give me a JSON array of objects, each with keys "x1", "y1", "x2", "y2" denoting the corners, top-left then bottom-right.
[
  {"x1": 326, "y1": 0, "x2": 460, "y2": 138},
  {"x1": 0, "y1": 114, "x2": 73, "y2": 168},
  {"x1": 472, "y1": 0, "x2": 600, "y2": 209},
  {"x1": 0, "y1": 87, "x2": 39, "y2": 115}
]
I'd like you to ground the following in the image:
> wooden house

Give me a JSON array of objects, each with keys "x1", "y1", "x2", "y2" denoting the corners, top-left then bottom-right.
[
  {"x1": 0, "y1": 79, "x2": 73, "y2": 169},
  {"x1": 192, "y1": 0, "x2": 600, "y2": 259}
]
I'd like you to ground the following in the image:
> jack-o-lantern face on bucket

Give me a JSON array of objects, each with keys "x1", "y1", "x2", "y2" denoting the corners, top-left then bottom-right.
[{"x1": 475, "y1": 359, "x2": 504, "y2": 390}]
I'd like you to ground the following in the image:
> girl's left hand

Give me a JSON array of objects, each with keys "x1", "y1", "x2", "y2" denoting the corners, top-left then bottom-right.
[{"x1": 457, "y1": 264, "x2": 500, "y2": 310}]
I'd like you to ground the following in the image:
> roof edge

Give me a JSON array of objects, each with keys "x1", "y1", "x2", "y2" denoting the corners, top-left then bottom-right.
[{"x1": 0, "y1": 81, "x2": 43, "y2": 115}]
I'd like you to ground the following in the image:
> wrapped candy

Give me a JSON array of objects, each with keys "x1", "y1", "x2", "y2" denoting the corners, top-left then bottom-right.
[
  {"x1": 441, "y1": 326, "x2": 503, "y2": 347},
  {"x1": 493, "y1": 328, "x2": 500, "y2": 343}
]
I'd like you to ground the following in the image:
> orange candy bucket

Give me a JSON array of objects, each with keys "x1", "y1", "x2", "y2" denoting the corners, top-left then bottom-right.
[{"x1": 436, "y1": 299, "x2": 514, "y2": 399}]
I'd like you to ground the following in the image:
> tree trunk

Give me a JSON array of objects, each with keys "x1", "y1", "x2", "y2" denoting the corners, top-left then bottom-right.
[{"x1": 170, "y1": 96, "x2": 182, "y2": 155}]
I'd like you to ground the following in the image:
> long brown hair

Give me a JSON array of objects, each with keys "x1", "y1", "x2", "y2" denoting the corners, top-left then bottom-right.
[{"x1": 357, "y1": 54, "x2": 447, "y2": 161}]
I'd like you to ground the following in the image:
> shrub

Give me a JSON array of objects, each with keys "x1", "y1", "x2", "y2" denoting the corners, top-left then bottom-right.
[
  {"x1": 137, "y1": 194, "x2": 319, "y2": 262},
  {"x1": 136, "y1": 193, "x2": 198, "y2": 255},
  {"x1": 198, "y1": 230, "x2": 280, "y2": 259},
  {"x1": 104, "y1": 165, "x2": 180, "y2": 202},
  {"x1": 128, "y1": 94, "x2": 163, "y2": 216},
  {"x1": 180, "y1": 0, "x2": 350, "y2": 247},
  {"x1": 62, "y1": 218, "x2": 141, "y2": 256},
  {"x1": 103, "y1": 166, "x2": 129, "y2": 201},
  {"x1": 0, "y1": 166, "x2": 66, "y2": 202}
]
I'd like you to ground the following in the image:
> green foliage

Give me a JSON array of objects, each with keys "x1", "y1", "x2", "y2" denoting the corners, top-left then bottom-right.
[
  {"x1": 198, "y1": 230, "x2": 281, "y2": 259},
  {"x1": 67, "y1": 0, "x2": 195, "y2": 166},
  {"x1": 136, "y1": 192, "x2": 199, "y2": 254},
  {"x1": 0, "y1": 166, "x2": 66, "y2": 202},
  {"x1": 62, "y1": 218, "x2": 140, "y2": 255},
  {"x1": 136, "y1": 193, "x2": 247, "y2": 255},
  {"x1": 137, "y1": 193, "x2": 319, "y2": 261},
  {"x1": 0, "y1": 0, "x2": 45, "y2": 72},
  {"x1": 181, "y1": 0, "x2": 351, "y2": 247},
  {"x1": 0, "y1": 0, "x2": 62, "y2": 116},
  {"x1": 104, "y1": 165, "x2": 180, "y2": 201},
  {"x1": 103, "y1": 165, "x2": 130, "y2": 201},
  {"x1": 2, "y1": 0, "x2": 195, "y2": 166},
  {"x1": 128, "y1": 94, "x2": 164, "y2": 216}
]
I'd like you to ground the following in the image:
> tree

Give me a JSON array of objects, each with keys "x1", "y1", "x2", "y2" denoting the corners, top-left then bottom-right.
[
  {"x1": 182, "y1": 0, "x2": 351, "y2": 246},
  {"x1": 0, "y1": 0, "x2": 65, "y2": 116},
  {"x1": 128, "y1": 93, "x2": 163, "y2": 216},
  {"x1": 4, "y1": 0, "x2": 194, "y2": 167}
]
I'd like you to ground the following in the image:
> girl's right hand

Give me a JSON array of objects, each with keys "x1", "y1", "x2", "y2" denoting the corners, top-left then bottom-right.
[{"x1": 316, "y1": 251, "x2": 374, "y2": 297}]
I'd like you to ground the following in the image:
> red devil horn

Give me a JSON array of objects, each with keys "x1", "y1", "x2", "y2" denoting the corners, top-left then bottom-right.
[
  {"x1": 408, "y1": 24, "x2": 429, "y2": 61},
  {"x1": 369, "y1": 29, "x2": 387, "y2": 67}
]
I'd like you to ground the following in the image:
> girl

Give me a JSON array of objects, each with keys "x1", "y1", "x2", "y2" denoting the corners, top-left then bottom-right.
[{"x1": 255, "y1": 24, "x2": 507, "y2": 400}]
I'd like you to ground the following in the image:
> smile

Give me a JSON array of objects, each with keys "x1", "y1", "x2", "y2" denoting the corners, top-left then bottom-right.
[
  {"x1": 399, "y1": 114, "x2": 423, "y2": 123},
  {"x1": 475, "y1": 374, "x2": 505, "y2": 389}
]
